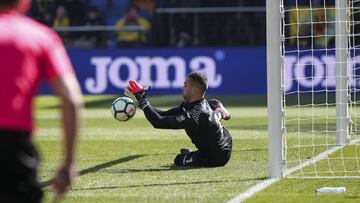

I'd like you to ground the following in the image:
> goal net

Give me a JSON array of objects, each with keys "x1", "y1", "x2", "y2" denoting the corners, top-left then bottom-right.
[{"x1": 280, "y1": 0, "x2": 360, "y2": 178}]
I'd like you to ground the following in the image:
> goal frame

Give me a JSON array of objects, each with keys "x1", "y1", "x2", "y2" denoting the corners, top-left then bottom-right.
[
  {"x1": 266, "y1": 0, "x2": 284, "y2": 178},
  {"x1": 266, "y1": 0, "x2": 350, "y2": 178}
]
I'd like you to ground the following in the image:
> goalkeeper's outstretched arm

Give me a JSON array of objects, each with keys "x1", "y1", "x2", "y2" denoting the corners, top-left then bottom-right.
[
  {"x1": 125, "y1": 80, "x2": 187, "y2": 129},
  {"x1": 142, "y1": 104, "x2": 184, "y2": 129},
  {"x1": 152, "y1": 106, "x2": 182, "y2": 116},
  {"x1": 125, "y1": 84, "x2": 181, "y2": 116}
]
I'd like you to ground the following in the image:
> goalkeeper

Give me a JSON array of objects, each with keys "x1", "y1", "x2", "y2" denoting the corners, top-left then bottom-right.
[{"x1": 125, "y1": 72, "x2": 232, "y2": 167}]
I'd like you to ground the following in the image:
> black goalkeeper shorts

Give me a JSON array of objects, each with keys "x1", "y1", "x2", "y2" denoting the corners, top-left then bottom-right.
[{"x1": 0, "y1": 130, "x2": 43, "y2": 203}]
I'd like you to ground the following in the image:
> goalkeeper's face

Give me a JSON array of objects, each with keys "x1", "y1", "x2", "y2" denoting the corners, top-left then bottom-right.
[
  {"x1": 182, "y1": 78, "x2": 202, "y2": 102},
  {"x1": 182, "y1": 78, "x2": 193, "y2": 101}
]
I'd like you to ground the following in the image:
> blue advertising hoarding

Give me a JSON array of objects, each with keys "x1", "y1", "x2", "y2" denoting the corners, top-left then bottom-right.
[
  {"x1": 41, "y1": 48, "x2": 360, "y2": 95},
  {"x1": 52, "y1": 48, "x2": 267, "y2": 95},
  {"x1": 283, "y1": 49, "x2": 360, "y2": 93}
]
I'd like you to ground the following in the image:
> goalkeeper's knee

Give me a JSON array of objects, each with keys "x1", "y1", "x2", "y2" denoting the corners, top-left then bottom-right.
[{"x1": 174, "y1": 154, "x2": 185, "y2": 166}]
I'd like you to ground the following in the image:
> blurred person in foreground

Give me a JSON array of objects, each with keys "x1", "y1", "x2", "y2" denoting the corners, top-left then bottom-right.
[
  {"x1": 0, "y1": 0, "x2": 83, "y2": 202},
  {"x1": 116, "y1": 6, "x2": 151, "y2": 48},
  {"x1": 125, "y1": 72, "x2": 232, "y2": 167}
]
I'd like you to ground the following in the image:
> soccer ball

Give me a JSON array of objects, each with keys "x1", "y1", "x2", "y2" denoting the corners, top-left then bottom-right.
[{"x1": 111, "y1": 97, "x2": 136, "y2": 121}]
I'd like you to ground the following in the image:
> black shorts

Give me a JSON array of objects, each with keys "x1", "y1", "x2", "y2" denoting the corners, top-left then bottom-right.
[
  {"x1": 174, "y1": 138, "x2": 232, "y2": 167},
  {"x1": 0, "y1": 130, "x2": 43, "y2": 203}
]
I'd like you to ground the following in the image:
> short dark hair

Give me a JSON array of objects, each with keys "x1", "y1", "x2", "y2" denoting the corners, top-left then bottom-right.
[
  {"x1": 187, "y1": 72, "x2": 208, "y2": 94},
  {"x1": 0, "y1": 0, "x2": 18, "y2": 7}
]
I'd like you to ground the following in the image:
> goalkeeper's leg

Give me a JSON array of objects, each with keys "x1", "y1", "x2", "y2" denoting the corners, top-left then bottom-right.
[
  {"x1": 180, "y1": 148, "x2": 192, "y2": 155},
  {"x1": 174, "y1": 151, "x2": 208, "y2": 166},
  {"x1": 174, "y1": 149, "x2": 231, "y2": 167}
]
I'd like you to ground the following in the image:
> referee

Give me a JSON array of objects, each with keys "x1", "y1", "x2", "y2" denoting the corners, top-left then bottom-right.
[
  {"x1": 126, "y1": 72, "x2": 232, "y2": 167},
  {"x1": 0, "y1": 0, "x2": 83, "y2": 202}
]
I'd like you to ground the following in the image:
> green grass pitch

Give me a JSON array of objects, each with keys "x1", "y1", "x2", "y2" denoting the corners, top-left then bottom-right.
[{"x1": 34, "y1": 95, "x2": 360, "y2": 203}]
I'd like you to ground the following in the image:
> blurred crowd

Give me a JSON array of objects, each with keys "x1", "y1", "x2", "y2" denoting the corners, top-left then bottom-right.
[
  {"x1": 29, "y1": 0, "x2": 354, "y2": 49},
  {"x1": 28, "y1": 0, "x2": 267, "y2": 48},
  {"x1": 285, "y1": 0, "x2": 360, "y2": 49},
  {"x1": 29, "y1": 0, "x2": 153, "y2": 48}
]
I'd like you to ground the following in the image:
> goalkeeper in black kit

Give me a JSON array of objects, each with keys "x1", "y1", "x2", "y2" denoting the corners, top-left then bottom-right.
[{"x1": 125, "y1": 72, "x2": 232, "y2": 167}]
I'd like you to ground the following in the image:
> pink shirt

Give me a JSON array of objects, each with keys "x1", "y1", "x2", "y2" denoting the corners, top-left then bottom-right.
[{"x1": 0, "y1": 11, "x2": 74, "y2": 133}]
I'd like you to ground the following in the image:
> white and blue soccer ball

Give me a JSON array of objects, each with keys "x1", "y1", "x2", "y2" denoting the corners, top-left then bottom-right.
[{"x1": 111, "y1": 97, "x2": 136, "y2": 122}]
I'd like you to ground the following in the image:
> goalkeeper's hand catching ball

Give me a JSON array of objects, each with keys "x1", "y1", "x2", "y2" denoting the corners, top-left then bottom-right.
[{"x1": 125, "y1": 80, "x2": 150, "y2": 110}]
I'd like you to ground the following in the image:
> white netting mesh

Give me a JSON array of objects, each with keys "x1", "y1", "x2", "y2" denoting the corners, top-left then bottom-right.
[{"x1": 281, "y1": 0, "x2": 360, "y2": 177}]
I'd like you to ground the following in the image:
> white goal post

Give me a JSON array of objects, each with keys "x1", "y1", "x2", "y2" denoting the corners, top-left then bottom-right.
[
  {"x1": 267, "y1": 0, "x2": 360, "y2": 178},
  {"x1": 266, "y1": 0, "x2": 284, "y2": 178}
]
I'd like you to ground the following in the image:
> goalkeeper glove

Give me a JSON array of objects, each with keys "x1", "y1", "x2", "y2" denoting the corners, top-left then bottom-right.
[
  {"x1": 208, "y1": 99, "x2": 231, "y2": 121},
  {"x1": 125, "y1": 80, "x2": 150, "y2": 110}
]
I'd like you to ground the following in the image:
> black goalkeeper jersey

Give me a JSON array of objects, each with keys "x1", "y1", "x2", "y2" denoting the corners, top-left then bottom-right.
[{"x1": 143, "y1": 98, "x2": 232, "y2": 159}]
